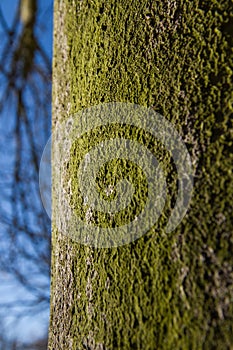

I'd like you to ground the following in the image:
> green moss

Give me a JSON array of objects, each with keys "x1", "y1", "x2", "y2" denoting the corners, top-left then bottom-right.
[{"x1": 50, "y1": 0, "x2": 233, "y2": 349}]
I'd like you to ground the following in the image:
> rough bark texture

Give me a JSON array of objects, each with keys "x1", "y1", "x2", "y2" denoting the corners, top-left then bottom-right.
[{"x1": 49, "y1": 0, "x2": 233, "y2": 349}]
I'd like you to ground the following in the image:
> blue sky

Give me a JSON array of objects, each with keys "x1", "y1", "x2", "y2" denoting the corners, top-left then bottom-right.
[{"x1": 0, "y1": 0, "x2": 53, "y2": 344}]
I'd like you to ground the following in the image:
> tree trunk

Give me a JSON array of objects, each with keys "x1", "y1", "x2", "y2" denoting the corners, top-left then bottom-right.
[{"x1": 49, "y1": 0, "x2": 233, "y2": 349}]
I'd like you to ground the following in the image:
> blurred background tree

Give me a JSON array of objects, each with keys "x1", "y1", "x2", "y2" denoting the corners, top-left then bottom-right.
[{"x1": 0, "y1": 0, "x2": 52, "y2": 347}]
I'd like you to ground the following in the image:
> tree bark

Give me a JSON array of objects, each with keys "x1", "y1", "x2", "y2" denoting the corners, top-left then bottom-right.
[{"x1": 49, "y1": 0, "x2": 233, "y2": 349}]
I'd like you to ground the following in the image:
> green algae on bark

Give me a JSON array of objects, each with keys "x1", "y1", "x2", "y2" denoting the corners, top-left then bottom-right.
[{"x1": 49, "y1": 0, "x2": 233, "y2": 349}]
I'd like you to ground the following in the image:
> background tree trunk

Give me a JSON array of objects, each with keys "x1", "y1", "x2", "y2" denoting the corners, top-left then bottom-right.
[{"x1": 49, "y1": 0, "x2": 233, "y2": 349}]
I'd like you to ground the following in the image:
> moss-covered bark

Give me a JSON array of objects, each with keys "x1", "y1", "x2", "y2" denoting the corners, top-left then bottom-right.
[{"x1": 49, "y1": 0, "x2": 233, "y2": 349}]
